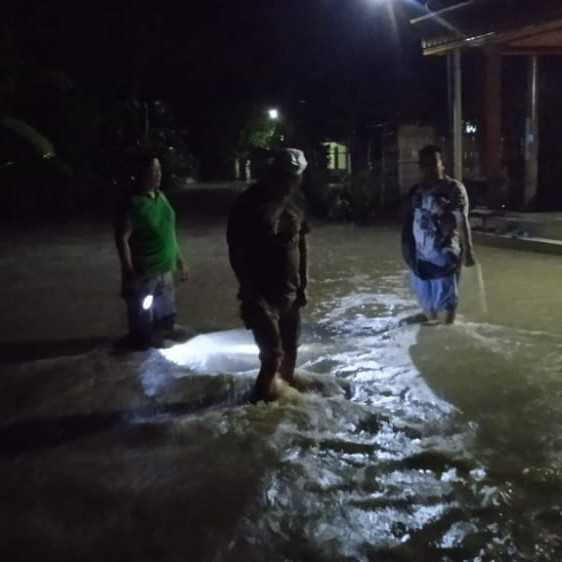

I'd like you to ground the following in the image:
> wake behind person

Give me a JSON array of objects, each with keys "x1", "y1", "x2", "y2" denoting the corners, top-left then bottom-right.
[
  {"x1": 115, "y1": 151, "x2": 190, "y2": 350},
  {"x1": 402, "y1": 145, "x2": 476, "y2": 324},
  {"x1": 227, "y1": 148, "x2": 309, "y2": 402}
]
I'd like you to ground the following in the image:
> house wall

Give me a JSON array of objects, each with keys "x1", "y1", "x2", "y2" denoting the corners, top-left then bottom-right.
[{"x1": 397, "y1": 124, "x2": 436, "y2": 193}]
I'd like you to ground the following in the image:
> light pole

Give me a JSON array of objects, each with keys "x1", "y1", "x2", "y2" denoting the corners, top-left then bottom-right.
[
  {"x1": 449, "y1": 48, "x2": 463, "y2": 181},
  {"x1": 412, "y1": 1, "x2": 475, "y2": 181}
]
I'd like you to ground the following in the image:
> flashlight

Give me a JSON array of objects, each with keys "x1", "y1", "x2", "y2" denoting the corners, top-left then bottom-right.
[{"x1": 142, "y1": 294, "x2": 154, "y2": 310}]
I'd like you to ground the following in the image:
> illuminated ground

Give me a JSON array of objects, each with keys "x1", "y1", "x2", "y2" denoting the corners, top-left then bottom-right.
[{"x1": 1, "y1": 216, "x2": 562, "y2": 561}]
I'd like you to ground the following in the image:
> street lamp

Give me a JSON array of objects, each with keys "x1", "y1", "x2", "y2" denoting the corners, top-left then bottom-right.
[{"x1": 268, "y1": 108, "x2": 279, "y2": 120}]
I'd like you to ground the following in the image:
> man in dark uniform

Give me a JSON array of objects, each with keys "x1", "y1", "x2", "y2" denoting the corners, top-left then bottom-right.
[{"x1": 227, "y1": 148, "x2": 309, "y2": 401}]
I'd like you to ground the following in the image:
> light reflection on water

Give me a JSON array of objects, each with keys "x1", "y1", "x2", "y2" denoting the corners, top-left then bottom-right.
[
  {"x1": 127, "y1": 235, "x2": 562, "y2": 559},
  {"x1": 159, "y1": 331, "x2": 260, "y2": 373},
  {"x1": 153, "y1": 231, "x2": 562, "y2": 560},
  {"x1": 3, "y1": 227, "x2": 562, "y2": 560}
]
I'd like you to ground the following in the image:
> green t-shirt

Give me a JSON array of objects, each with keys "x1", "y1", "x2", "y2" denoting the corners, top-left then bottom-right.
[{"x1": 125, "y1": 191, "x2": 179, "y2": 274}]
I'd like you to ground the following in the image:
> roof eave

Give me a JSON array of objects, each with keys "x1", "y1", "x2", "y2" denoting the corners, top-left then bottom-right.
[{"x1": 420, "y1": 18, "x2": 562, "y2": 55}]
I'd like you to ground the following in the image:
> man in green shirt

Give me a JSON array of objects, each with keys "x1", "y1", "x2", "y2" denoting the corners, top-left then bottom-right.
[
  {"x1": 227, "y1": 148, "x2": 309, "y2": 402},
  {"x1": 115, "y1": 152, "x2": 189, "y2": 349}
]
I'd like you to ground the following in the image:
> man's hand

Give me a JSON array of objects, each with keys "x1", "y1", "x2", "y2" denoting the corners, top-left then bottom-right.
[
  {"x1": 464, "y1": 249, "x2": 477, "y2": 267},
  {"x1": 121, "y1": 270, "x2": 141, "y2": 298},
  {"x1": 178, "y1": 263, "x2": 189, "y2": 282},
  {"x1": 295, "y1": 287, "x2": 308, "y2": 308}
]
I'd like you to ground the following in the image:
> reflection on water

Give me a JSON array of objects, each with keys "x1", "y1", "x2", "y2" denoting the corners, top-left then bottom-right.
[
  {"x1": 150, "y1": 240, "x2": 562, "y2": 558},
  {"x1": 2, "y1": 226, "x2": 562, "y2": 560},
  {"x1": 160, "y1": 330, "x2": 261, "y2": 372}
]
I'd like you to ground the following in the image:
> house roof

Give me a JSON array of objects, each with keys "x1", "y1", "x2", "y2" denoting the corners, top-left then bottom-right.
[{"x1": 412, "y1": 0, "x2": 562, "y2": 55}]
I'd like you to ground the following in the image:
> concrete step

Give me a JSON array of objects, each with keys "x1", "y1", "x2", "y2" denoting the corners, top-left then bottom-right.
[
  {"x1": 470, "y1": 209, "x2": 562, "y2": 241},
  {"x1": 473, "y1": 231, "x2": 562, "y2": 256}
]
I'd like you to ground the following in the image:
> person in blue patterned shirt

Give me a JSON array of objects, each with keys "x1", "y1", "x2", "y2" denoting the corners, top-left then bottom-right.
[{"x1": 402, "y1": 145, "x2": 476, "y2": 324}]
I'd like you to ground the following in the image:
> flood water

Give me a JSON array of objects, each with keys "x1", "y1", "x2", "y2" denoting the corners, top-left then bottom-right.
[{"x1": 1, "y1": 214, "x2": 562, "y2": 561}]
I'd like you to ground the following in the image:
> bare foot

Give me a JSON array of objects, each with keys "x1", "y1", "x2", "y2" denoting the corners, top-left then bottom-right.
[
  {"x1": 249, "y1": 384, "x2": 276, "y2": 404},
  {"x1": 250, "y1": 375, "x2": 302, "y2": 403},
  {"x1": 281, "y1": 373, "x2": 309, "y2": 392},
  {"x1": 398, "y1": 312, "x2": 428, "y2": 326}
]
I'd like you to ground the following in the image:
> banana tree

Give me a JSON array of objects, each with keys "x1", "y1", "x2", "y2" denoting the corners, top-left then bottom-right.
[{"x1": 0, "y1": 115, "x2": 55, "y2": 166}]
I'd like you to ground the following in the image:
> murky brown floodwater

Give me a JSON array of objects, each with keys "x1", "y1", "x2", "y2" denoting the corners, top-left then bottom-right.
[{"x1": 1, "y1": 216, "x2": 562, "y2": 561}]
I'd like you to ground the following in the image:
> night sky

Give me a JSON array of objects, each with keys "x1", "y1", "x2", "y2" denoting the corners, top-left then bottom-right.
[
  {"x1": 4, "y1": 1, "x2": 447, "y2": 125},
  {"x1": 7, "y1": 0, "x2": 513, "y2": 188}
]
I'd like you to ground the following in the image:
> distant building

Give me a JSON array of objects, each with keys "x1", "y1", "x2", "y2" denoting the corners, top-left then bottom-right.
[
  {"x1": 322, "y1": 141, "x2": 351, "y2": 173},
  {"x1": 411, "y1": 0, "x2": 562, "y2": 210}
]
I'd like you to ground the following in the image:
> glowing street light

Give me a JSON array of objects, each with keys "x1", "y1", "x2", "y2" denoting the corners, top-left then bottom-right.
[{"x1": 268, "y1": 108, "x2": 279, "y2": 120}]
